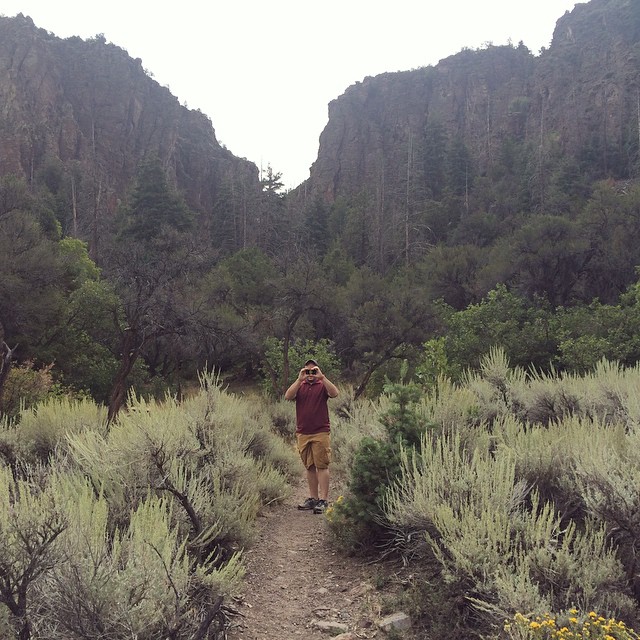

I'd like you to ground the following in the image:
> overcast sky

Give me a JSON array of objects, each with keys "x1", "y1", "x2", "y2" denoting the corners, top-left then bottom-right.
[{"x1": 2, "y1": 0, "x2": 580, "y2": 189}]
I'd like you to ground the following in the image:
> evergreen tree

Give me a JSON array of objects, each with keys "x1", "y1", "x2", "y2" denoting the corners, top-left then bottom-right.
[{"x1": 123, "y1": 156, "x2": 193, "y2": 242}]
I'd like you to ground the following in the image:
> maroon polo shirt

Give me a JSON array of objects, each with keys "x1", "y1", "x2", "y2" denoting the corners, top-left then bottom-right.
[{"x1": 295, "y1": 380, "x2": 330, "y2": 435}]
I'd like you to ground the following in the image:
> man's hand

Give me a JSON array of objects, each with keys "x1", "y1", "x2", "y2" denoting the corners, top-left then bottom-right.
[{"x1": 300, "y1": 366, "x2": 322, "y2": 380}]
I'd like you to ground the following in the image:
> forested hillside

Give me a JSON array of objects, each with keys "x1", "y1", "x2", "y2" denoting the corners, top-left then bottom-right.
[
  {"x1": 301, "y1": 0, "x2": 640, "y2": 278},
  {"x1": 1, "y1": 0, "x2": 640, "y2": 419}
]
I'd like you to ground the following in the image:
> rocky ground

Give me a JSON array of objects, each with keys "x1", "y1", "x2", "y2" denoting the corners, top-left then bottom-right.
[{"x1": 223, "y1": 480, "x2": 411, "y2": 640}]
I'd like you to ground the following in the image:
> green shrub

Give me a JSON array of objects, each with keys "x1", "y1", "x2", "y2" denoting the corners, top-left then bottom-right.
[
  {"x1": 13, "y1": 396, "x2": 107, "y2": 463},
  {"x1": 384, "y1": 432, "x2": 635, "y2": 635},
  {"x1": 415, "y1": 336, "x2": 461, "y2": 388},
  {"x1": 570, "y1": 416, "x2": 640, "y2": 600},
  {"x1": 0, "y1": 361, "x2": 59, "y2": 419},
  {"x1": 67, "y1": 374, "x2": 299, "y2": 551},
  {"x1": 265, "y1": 398, "x2": 296, "y2": 439},
  {"x1": 34, "y1": 473, "x2": 244, "y2": 639},
  {"x1": 328, "y1": 392, "x2": 386, "y2": 487},
  {"x1": 328, "y1": 381, "x2": 435, "y2": 552},
  {"x1": 0, "y1": 465, "x2": 67, "y2": 639}
]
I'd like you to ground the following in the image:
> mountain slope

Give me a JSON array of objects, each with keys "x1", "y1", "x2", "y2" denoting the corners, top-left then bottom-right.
[
  {"x1": 304, "y1": 0, "x2": 640, "y2": 204},
  {"x1": 0, "y1": 14, "x2": 259, "y2": 233}
]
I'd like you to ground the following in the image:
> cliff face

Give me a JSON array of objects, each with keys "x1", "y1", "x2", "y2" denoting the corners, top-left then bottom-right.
[
  {"x1": 538, "y1": 0, "x2": 640, "y2": 164},
  {"x1": 3, "y1": 0, "x2": 638, "y2": 247},
  {"x1": 0, "y1": 14, "x2": 259, "y2": 219},
  {"x1": 308, "y1": 45, "x2": 536, "y2": 201},
  {"x1": 306, "y1": 0, "x2": 640, "y2": 204}
]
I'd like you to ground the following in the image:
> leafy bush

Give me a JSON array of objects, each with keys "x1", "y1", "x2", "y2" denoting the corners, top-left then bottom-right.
[
  {"x1": 415, "y1": 336, "x2": 461, "y2": 387},
  {"x1": 0, "y1": 361, "x2": 59, "y2": 419},
  {"x1": 328, "y1": 381, "x2": 435, "y2": 552}
]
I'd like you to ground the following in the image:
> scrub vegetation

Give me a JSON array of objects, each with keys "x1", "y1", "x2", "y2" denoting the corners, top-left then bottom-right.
[
  {"x1": 327, "y1": 348, "x2": 640, "y2": 638},
  {"x1": 3, "y1": 349, "x2": 640, "y2": 638},
  {"x1": 0, "y1": 372, "x2": 299, "y2": 639}
]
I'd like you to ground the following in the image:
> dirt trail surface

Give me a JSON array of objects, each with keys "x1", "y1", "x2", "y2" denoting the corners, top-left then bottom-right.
[{"x1": 225, "y1": 481, "x2": 385, "y2": 640}]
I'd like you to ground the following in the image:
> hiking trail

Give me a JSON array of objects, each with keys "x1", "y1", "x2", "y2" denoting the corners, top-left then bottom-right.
[{"x1": 224, "y1": 479, "x2": 392, "y2": 640}]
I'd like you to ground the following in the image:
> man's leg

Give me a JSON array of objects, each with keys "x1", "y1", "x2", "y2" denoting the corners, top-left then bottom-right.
[
  {"x1": 306, "y1": 465, "x2": 319, "y2": 499},
  {"x1": 317, "y1": 467, "x2": 329, "y2": 501}
]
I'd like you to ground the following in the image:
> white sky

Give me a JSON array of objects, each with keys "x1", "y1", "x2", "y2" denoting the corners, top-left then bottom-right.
[{"x1": 2, "y1": 1, "x2": 580, "y2": 189}]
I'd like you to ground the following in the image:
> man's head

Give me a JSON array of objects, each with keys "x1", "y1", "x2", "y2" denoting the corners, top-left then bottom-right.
[{"x1": 303, "y1": 359, "x2": 319, "y2": 378}]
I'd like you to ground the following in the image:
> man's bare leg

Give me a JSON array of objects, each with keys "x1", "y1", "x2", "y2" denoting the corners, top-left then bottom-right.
[
  {"x1": 306, "y1": 466, "x2": 319, "y2": 499},
  {"x1": 317, "y1": 468, "x2": 329, "y2": 502}
]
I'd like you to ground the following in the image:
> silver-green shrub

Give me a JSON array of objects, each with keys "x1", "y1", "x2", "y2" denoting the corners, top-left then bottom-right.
[
  {"x1": 32, "y1": 472, "x2": 243, "y2": 639},
  {"x1": 384, "y1": 433, "x2": 633, "y2": 625},
  {"x1": 0, "y1": 369, "x2": 299, "y2": 638}
]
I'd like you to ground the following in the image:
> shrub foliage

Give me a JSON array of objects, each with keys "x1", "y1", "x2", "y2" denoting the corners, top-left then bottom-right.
[
  {"x1": 0, "y1": 371, "x2": 298, "y2": 639},
  {"x1": 329, "y1": 349, "x2": 640, "y2": 638}
]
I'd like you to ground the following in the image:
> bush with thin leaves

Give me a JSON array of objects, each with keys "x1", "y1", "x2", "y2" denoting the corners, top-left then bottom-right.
[
  {"x1": 492, "y1": 414, "x2": 589, "y2": 516},
  {"x1": 570, "y1": 418, "x2": 640, "y2": 598},
  {"x1": 6, "y1": 396, "x2": 107, "y2": 464},
  {"x1": 384, "y1": 432, "x2": 635, "y2": 634},
  {"x1": 33, "y1": 473, "x2": 244, "y2": 639},
  {"x1": 0, "y1": 465, "x2": 67, "y2": 640},
  {"x1": 0, "y1": 369, "x2": 302, "y2": 639}
]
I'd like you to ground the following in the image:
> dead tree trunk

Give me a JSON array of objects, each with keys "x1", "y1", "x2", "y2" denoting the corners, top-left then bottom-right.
[
  {"x1": 0, "y1": 341, "x2": 18, "y2": 415},
  {"x1": 107, "y1": 329, "x2": 141, "y2": 424}
]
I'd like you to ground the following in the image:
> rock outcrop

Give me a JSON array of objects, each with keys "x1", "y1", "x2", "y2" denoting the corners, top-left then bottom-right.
[
  {"x1": 0, "y1": 14, "x2": 259, "y2": 225},
  {"x1": 303, "y1": 0, "x2": 640, "y2": 205}
]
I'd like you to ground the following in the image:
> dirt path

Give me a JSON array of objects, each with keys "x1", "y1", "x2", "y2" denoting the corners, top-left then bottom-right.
[{"x1": 224, "y1": 480, "x2": 386, "y2": 639}]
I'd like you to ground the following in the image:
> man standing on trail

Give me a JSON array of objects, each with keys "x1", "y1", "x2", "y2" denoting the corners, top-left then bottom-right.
[{"x1": 284, "y1": 358, "x2": 339, "y2": 514}]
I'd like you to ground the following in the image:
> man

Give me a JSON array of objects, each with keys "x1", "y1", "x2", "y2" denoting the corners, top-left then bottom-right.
[{"x1": 284, "y1": 358, "x2": 339, "y2": 514}]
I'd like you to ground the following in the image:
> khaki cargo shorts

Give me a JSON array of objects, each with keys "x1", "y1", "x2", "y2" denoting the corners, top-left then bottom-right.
[{"x1": 296, "y1": 432, "x2": 331, "y2": 470}]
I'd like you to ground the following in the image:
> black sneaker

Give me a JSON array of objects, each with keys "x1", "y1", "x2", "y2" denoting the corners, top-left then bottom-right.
[
  {"x1": 313, "y1": 499, "x2": 328, "y2": 514},
  {"x1": 297, "y1": 497, "x2": 318, "y2": 510}
]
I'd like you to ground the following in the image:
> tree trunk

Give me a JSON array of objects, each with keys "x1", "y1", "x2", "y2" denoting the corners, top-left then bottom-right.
[
  {"x1": 107, "y1": 329, "x2": 140, "y2": 424},
  {"x1": 281, "y1": 312, "x2": 302, "y2": 395},
  {"x1": 0, "y1": 341, "x2": 18, "y2": 414},
  {"x1": 354, "y1": 346, "x2": 401, "y2": 400}
]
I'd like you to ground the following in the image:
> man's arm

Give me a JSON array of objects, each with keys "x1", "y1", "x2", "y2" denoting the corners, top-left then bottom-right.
[
  {"x1": 284, "y1": 368, "x2": 305, "y2": 400},
  {"x1": 318, "y1": 371, "x2": 339, "y2": 398},
  {"x1": 284, "y1": 378, "x2": 302, "y2": 400}
]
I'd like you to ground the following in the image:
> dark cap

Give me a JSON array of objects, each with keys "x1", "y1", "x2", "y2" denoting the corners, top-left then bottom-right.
[{"x1": 304, "y1": 358, "x2": 318, "y2": 366}]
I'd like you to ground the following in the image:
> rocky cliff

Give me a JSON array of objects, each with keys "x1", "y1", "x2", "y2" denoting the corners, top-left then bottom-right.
[
  {"x1": 304, "y1": 0, "x2": 640, "y2": 205},
  {"x1": 0, "y1": 14, "x2": 259, "y2": 226}
]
